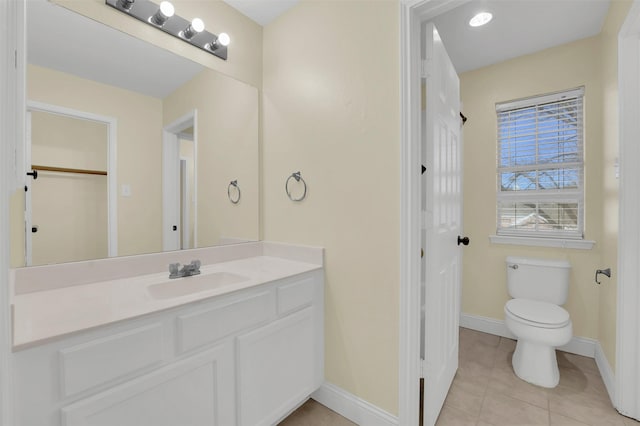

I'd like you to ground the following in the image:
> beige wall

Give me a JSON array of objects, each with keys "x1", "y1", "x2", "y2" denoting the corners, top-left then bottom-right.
[
  {"x1": 54, "y1": 0, "x2": 263, "y2": 89},
  {"x1": 31, "y1": 111, "x2": 107, "y2": 170},
  {"x1": 25, "y1": 64, "x2": 164, "y2": 261},
  {"x1": 598, "y1": 0, "x2": 632, "y2": 370},
  {"x1": 263, "y1": 0, "x2": 400, "y2": 415},
  {"x1": 30, "y1": 111, "x2": 108, "y2": 265},
  {"x1": 163, "y1": 69, "x2": 260, "y2": 247}
]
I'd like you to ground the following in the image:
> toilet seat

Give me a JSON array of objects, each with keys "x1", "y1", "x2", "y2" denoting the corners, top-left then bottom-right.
[{"x1": 505, "y1": 298, "x2": 570, "y2": 329}]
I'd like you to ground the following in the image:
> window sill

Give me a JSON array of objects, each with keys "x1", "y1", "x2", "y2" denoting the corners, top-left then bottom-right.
[{"x1": 489, "y1": 235, "x2": 596, "y2": 250}]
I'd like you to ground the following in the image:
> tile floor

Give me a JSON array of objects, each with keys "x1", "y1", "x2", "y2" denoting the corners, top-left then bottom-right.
[
  {"x1": 278, "y1": 399, "x2": 356, "y2": 426},
  {"x1": 279, "y1": 327, "x2": 640, "y2": 426},
  {"x1": 437, "y1": 327, "x2": 638, "y2": 426}
]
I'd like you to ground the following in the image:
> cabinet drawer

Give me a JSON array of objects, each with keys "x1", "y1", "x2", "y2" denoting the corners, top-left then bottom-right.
[
  {"x1": 177, "y1": 290, "x2": 275, "y2": 353},
  {"x1": 59, "y1": 324, "x2": 165, "y2": 398},
  {"x1": 277, "y1": 277, "x2": 316, "y2": 315}
]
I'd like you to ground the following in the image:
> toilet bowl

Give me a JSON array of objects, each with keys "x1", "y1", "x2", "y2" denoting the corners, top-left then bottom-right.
[
  {"x1": 505, "y1": 298, "x2": 572, "y2": 388},
  {"x1": 504, "y1": 257, "x2": 572, "y2": 388}
]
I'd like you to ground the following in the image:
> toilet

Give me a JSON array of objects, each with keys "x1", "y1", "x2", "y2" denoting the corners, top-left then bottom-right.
[{"x1": 504, "y1": 256, "x2": 572, "y2": 388}]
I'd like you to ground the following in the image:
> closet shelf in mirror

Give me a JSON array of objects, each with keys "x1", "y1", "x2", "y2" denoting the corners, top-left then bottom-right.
[{"x1": 32, "y1": 165, "x2": 107, "y2": 176}]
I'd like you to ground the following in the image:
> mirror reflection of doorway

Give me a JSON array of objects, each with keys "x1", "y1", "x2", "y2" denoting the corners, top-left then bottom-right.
[
  {"x1": 25, "y1": 105, "x2": 115, "y2": 266},
  {"x1": 162, "y1": 111, "x2": 198, "y2": 252},
  {"x1": 179, "y1": 131, "x2": 195, "y2": 250}
]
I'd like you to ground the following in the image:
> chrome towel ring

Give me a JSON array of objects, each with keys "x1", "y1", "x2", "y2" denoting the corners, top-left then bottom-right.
[
  {"x1": 285, "y1": 171, "x2": 307, "y2": 201},
  {"x1": 228, "y1": 180, "x2": 240, "y2": 204}
]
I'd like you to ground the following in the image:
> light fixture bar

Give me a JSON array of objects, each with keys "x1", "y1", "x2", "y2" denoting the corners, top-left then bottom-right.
[{"x1": 105, "y1": 0, "x2": 228, "y2": 61}]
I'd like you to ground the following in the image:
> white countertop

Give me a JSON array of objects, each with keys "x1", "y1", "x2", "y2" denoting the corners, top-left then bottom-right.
[{"x1": 13, "y1": 256, "x2": 321, "y2": 350}]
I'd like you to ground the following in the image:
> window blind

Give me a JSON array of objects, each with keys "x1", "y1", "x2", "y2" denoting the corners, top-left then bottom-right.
[{"x1": 496, "y1": 87, "x2": 584, "y2": 239}]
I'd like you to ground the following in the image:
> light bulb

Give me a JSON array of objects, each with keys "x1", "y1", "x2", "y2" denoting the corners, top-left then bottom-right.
[
  {"x1": 191, "y1": 18, "x2": 204, "y2": 32},
  {"x1": 160, "y1": 1, "x2": 174, "y2": 17},
  {"x1": 183, "y1": 18, "x2": 205, "y2": 40},
  {"x1": 150, "y1": 1, "x2": 174, "y2": 26},
  {"x1": 217, "y1": 32, "x2": 230, "y2": 47},
  {"x1": 469, "y1": 12, "x2": 492, "y2": 27},
  {"x1": 209, "y1": 32, "x2": 230, "y2": 51}
]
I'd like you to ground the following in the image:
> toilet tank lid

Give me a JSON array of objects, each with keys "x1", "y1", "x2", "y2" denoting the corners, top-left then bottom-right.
[{"x1": 506, "y1": 257, "x2": 571, "y2": 269}]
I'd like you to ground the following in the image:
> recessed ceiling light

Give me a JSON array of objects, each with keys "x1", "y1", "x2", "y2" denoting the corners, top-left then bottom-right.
[{"x1": 469, "y1": 12, "x2": 493, "y2": 27}]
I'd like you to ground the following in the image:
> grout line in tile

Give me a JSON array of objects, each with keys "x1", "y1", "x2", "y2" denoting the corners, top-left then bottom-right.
[{"x1": 474, "y1": 346, "x2": 493, "y2": 426}]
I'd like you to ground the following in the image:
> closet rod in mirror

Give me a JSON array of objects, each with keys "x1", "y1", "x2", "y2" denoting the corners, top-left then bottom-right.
[{"x1": 31, "y1": 165, "x2": 108, "y2": 176}]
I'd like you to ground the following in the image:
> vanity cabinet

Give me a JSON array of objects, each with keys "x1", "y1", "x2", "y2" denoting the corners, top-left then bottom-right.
[{"x1": 13, "y1": 270, "x2": 324, "y2": 426}]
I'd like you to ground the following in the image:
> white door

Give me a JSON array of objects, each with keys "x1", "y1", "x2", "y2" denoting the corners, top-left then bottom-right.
[
  {"x1": 162, "y1": 130, "x2": 181, "y2": 252},
  {"x1": 421, "y1": 22, "x2": 463, "y2": 426}
]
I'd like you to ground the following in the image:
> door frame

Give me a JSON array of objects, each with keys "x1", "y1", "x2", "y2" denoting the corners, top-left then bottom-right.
[
  {"x1": 0, "y1": 0, "x2": 24, "y2": 423},
  {"x1": 399, "y1": 0, "x2": 468, "y2": 424},
  {"x1": 25, "y1": 101, "x2": 118, "y2": 263},
  {"x1": 616, "y1": 0, "x2": 640, "y2": 418},
  {"x1": 179, "y1": 157, "x2": 190, "y2": 249},
  {"x1": 162, "y1": 110, "x2": 198, "y2": 252}
]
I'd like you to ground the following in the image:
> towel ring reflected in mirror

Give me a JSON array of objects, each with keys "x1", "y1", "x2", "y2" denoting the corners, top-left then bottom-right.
[
  {"x1": 286, "y1": 171, "x2": 307, "y2": 202},
  {"x1": 228, "y1": 180, "x2": 240, "y2": 204}
]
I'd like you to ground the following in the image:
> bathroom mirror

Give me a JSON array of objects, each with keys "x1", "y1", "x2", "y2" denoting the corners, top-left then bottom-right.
[{"x1": 9, "y1": 0, "x2": 259, "y2": 267}]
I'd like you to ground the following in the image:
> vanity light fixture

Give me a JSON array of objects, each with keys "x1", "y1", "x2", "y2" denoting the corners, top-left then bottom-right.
[
  {"x1": 182, "y1": 18, "x2": 205, "y2": 40},
  {"x1": 469, "y1": 11, "x2": 493, "y2": 27},
  {"x1": 105, "y1": 0, "x2": 229, "y2": 60}
]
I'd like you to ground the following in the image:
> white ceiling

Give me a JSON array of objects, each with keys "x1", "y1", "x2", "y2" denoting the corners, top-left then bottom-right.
[
  {"x1": 27, "y1": 0, "x2": 204, "y2": 99},
  {"x1": 27, "y1": 0, "x2": 611, "y2": 98},
  {"x1": 431, "y1": 0, "x2": 611, "y2": 73},
  {"x1": 221, "y1": 0, "x2": 611, "y2": 72},
  {"x1": 222, "y1": 0, "x2": 300, "y2": 26}
]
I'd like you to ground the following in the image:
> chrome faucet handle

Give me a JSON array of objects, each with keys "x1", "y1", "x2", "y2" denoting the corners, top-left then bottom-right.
[
  {"x1": 169, "y1": 263, "x2": 180, "y2": 275},
  {"x1": 190, "y1": 260, "x2": 201, "y2": 270}
]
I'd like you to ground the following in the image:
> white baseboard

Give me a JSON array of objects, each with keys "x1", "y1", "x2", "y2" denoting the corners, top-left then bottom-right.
[
  {"x1": 460, "y1": 312, "x2": 516, "y2": 339},
  {"x1": 311, "y1": 382, "x2": 398, "y2": 426},
  {"x1": 460, "y1": 313, "x2": 596, "y2": 358},
  {"x1": 594, "y1": 341, "x2": 616, "y2": 405}
]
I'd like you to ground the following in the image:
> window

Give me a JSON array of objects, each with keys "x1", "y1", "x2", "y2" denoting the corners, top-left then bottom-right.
[{"x1": 496, "y1": 87, "x2": 584, "y2": 239}]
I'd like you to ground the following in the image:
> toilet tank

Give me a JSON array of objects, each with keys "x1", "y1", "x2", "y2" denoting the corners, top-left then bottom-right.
[{"x1": 506, "y1": 256, "x2": 571, "y2": 305}]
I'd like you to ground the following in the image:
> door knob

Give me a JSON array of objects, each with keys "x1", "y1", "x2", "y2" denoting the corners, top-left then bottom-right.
[{"x1": 457, "y1": 236, "x2": 470, "y2": 246}]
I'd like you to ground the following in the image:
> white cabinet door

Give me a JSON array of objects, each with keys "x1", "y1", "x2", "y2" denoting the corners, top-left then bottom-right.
[
  {"x1": 61, "y1": 343, "x2": 234, "y2": 426},
  {"x1": 237, "y1": 307, "x2": 321, "y2": 426}
]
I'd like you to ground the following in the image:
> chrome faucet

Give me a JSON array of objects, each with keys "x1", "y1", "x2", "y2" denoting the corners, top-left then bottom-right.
[{"x1": 169, "y1": 260, "x2": 201, "y2": 279}]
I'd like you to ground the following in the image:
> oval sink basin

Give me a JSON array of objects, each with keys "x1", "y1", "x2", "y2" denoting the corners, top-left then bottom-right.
[{"x1": 148, "y1": 272, "x2": 249, "y2": 299}]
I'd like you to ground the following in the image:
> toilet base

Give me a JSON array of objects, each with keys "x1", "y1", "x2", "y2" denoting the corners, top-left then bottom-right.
[{"x1": 512, "y1": 339, "x2": 559, "y2": 388}]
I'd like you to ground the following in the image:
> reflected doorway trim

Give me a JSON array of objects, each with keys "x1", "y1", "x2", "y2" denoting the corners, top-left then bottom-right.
[
  {"x1": 162, "y1": 110, "x2": 198, "y2": 252},
  {"x1": 399, "y1": 0, "x2": 470, "y2": 425},
  {"x1": 25, "y1": 101, "x2": 118, "y2": 263},
  {"x1": 617, "y1": 0, "x2": 640, "y2": 419},
  {"x1": 0, "y1": 0, "x2": 24, "y2": 423}
]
